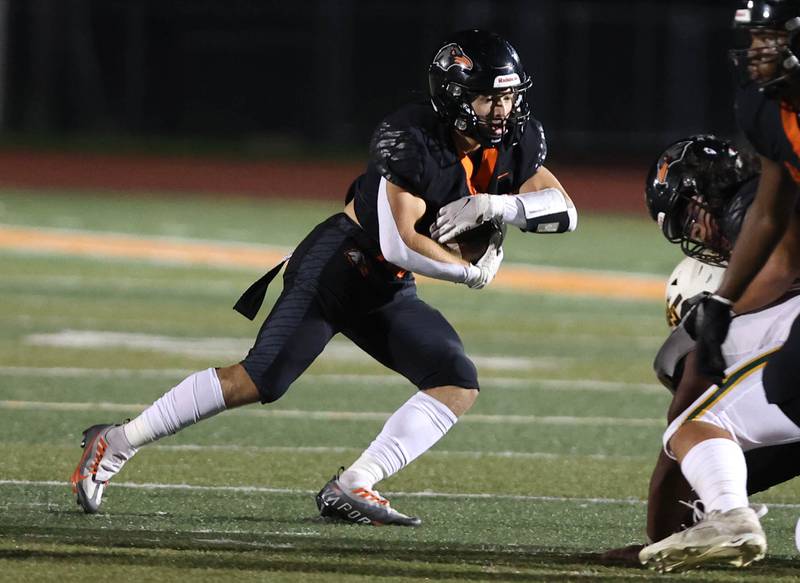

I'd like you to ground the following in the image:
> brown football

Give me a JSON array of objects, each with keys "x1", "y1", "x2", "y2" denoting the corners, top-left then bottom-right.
[{"x1": 444, "y1": 220, "x2": 506, "y2": 264}]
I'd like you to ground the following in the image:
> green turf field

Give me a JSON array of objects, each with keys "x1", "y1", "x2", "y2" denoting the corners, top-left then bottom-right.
[{"x1": 1, "y1": 189, "x2": 799, "y2": 581}]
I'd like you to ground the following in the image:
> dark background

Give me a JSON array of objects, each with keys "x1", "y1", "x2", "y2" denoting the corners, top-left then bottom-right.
[{"x1": 2, "y1": 0, "x2": 742, "y2": 162}]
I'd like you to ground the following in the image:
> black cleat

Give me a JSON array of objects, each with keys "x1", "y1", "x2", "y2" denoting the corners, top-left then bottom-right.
[{"x1": 315, "y1": 469, "x2": 422, "y2": 527}]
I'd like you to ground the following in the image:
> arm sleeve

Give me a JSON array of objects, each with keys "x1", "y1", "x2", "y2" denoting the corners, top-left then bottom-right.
[{"x1": 377, "y1": 177, "x2": 475, "y2": 283}]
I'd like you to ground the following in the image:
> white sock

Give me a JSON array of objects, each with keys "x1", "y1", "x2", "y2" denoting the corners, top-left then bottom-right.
[
  {"x1": 122, "y1": 368, "x2": 226, "y2": 448},
  {"x1": 680, "y1": 438, "x2": 749, "y2": 514},
  {"x1": 339, "y1": 391, "x2": 458, "y2": 490}
]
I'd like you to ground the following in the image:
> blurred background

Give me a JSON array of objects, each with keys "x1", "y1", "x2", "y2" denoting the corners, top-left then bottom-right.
[{"x1": 0, "y1": 0, "x2": 741, "y2": 210}]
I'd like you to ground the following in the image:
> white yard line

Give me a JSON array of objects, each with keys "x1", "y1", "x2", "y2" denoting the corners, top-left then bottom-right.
[
  {"x1": 149, "y1": 443, "x2": 646, "y2": 461},
  {"x1": 4, "y1": 478, "x2": 800, "y2": 509},
  {"x1": 21, "y1": 330, "x2": 568, "y2": 371},
  {"x1": 0, "y1": 478, "x2": 644, "y2": 505},
  {"x1": 0, "y1": 366, "x2": 663, "y2": 393},
  {"x1": 0, "y1": 399, "x2": 664, "y2": 427}
]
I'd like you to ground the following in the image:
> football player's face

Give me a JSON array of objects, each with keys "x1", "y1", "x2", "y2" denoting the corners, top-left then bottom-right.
[
  {"x1": 470, "y1": 91, "x2": 515, "y2": 140},
  {"x1": 747, "y1": 29, "x2": 789, "y2": 83},
  {"x1": 684, "y1": 197, "x2": 729, "y2": 252}
]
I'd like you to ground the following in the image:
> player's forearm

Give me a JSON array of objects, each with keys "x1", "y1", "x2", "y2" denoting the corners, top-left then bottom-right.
[
  {"x1": 402, "y1": 230, "x2": 469, "y2": 267},
  {"x1": 382, "y1": 229, "x2": 476, "y2": 283},
  {"x1": 378, "y1": 183, "x2": 475, "y2": 283},
  {"x1": 718, "y1": 201, "x2": 790, "y2": 302},
  {"x1": 735, "y1": 244, "x2": 800, "y2": 312},
  {"x1": 718, "y1": 159, "x2": 796, "y2": 303}
]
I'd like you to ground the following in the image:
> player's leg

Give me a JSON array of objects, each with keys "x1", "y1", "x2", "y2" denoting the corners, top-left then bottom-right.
[
  {"x1": 71, "y1": 302, "x2": 336, "y2": 514},
  {"x1": 316, "y1": 293, "x2": 478, "y2": 526},
  {"x1": 71, "y1": 215, "x2": 351, "y2": 513},
  {"x1": 341, "y1": 295, "x2": 478, "y2": 488},
  {"x1": 638, "y1": 359, "x2": 800, "y2": 571}
]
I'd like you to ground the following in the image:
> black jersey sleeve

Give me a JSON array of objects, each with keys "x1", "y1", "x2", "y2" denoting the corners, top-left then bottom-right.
[
  {"x1": 369, "y1": 120, "x2": 430, "y2": 196},
  {"x1": 512, "y1": 117, "x2": 548, "y2": 190}
]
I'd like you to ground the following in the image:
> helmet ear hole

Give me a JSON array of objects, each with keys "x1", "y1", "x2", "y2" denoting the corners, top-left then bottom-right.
[{"x1": 446, "y1": 83, "x2": 463, "y2": 97}]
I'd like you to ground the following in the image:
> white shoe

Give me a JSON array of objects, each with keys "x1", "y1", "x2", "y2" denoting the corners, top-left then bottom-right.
[
  {"x1": 639, "y1": 506, "x2": 766, "y2": 573},
  {"x1": 70, "y1": 424, "x2": 137, "y2": 514}
]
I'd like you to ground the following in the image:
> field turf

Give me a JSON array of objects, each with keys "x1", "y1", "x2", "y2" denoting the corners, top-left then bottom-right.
[{"x1": 1, "y1": 189, "x2": 799, "y2": 581}]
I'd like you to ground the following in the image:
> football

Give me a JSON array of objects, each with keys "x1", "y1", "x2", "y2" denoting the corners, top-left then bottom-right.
[{"x1": 444, "y1": 220, "x2": 506, "y2": 264}]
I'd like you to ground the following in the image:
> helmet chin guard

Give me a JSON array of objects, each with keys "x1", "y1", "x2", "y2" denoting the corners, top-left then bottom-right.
[{"x1": 428, "y1": 30, "x2": 532, "y2": 147}]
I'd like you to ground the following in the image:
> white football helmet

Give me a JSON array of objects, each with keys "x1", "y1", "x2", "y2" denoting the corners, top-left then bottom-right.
[{"x1": 665, "y1": 256, "x2": 726, "y2": 328}]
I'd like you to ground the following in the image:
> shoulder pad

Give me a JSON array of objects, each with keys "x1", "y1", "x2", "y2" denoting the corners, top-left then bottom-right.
[
  {"x1": 653, "y1": 324, "x2": 694, "y2": 393},
  {"x1": 528, "y1": 118, "x2": 547, "y2": 168},
  {"x1": 369, "y1": 121, "x2": 426, "y2": 194},
  {"x1": 512, "y1": 118, "x2": 547, "y2": 189}
]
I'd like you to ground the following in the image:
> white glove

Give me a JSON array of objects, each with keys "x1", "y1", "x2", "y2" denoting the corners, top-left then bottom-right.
[
  {"x1": 431, "y1": 194, "x2": 506, "y2": 243},
  {"x1": 463, "y1": 240, "x2": 504, "y2": 289}
]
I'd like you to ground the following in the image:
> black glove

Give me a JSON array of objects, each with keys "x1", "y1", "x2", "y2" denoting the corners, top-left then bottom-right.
[{"x1": 683, "y1": 294, "x2": 733, "y2": 384}]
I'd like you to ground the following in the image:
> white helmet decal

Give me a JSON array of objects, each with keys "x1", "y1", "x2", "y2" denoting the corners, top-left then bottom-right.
[{"x1": 493, "y1": 73, "x2": 521, "y2": 88}]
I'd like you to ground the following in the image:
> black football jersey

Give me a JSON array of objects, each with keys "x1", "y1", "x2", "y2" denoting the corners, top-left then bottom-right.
[
  {"x1": 348, "y1": 101, "x2": 547, "y2": 242},
  {"x1": 736, "y1": 82, "x2": 800, "y2": 183}
]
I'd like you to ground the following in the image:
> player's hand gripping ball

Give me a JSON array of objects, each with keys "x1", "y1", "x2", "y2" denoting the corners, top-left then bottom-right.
[{"x1": 443, "y1": 220, "x2": 506, "y2": 264}]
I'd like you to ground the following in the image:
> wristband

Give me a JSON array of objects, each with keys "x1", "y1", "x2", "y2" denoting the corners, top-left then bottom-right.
[{"x1": 710, "y1": 294, "x2": 733, "y2": 306}]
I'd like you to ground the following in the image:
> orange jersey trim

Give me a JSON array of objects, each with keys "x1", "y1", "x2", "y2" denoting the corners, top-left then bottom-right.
[
  {"x1": 459, "y1": 148, "x2": 499, "y2": 195},
  {"x1": 780, "y1": 104, "x2": 800, "y2": 183}
]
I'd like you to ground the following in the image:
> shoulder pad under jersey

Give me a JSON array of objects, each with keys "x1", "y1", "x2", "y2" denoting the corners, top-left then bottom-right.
[
  {"x1": 370, "y1": 121, "x2": 427, "y2": 195},
  {"x1": 653, "y1": 323, "x2": 694, "y2": 394},
  {"x1": 513, "y1": 117, "x2": 547, "y2": 189}
]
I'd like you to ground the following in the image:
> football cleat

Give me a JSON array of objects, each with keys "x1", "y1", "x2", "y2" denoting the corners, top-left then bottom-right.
[
  {"x1": 70, "y1": 423, "x2": 136, "y2": 514},
  {"x1": 639, "y1": 506, "x2": 766, "y2": 573},
  {"x1": 315, "y1": 469, "x2": 422, "y2": 527}
]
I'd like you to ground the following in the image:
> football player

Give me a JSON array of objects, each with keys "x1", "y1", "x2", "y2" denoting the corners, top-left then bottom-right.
[
  {"x1": 637, "y1": 255, "x2": 800, "y2": 572},
  {"x1": 70, "y1": 30, "x2": 577, "y2": 526},
  {"x1": 602, "y1": 135, "x2": 800, "y2": 567},
  {"x1": 650, "y1": 0, "x2": 800, "y2": 566},
  {"x1": 692, "y1": 0, "x2": 800, "y2": 394}
]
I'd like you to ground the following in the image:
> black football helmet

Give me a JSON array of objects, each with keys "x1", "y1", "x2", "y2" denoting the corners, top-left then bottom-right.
[
  {"x1": 644, "y1": 135, "x2": 758, "y2": 266},
  {"x1": 428, "y1": 30, "x2": 532, "y2": 147},
  {"x1": 729, "y1": 0, "x2": 800, "y2": 97}
]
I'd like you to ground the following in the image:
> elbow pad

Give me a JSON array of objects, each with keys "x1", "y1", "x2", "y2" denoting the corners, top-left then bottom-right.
[{"x1": 516, "y1": 188, "x2": 578, "y2": 233}]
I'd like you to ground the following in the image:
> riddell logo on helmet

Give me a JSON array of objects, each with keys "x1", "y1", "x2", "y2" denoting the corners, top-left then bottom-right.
[
  {"x1": 493, "y1": 74, "x2": 520, "y2": 88},
  {"x1": 432, "y1": 43, "x2": 474, "y2": 71}
]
